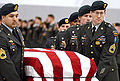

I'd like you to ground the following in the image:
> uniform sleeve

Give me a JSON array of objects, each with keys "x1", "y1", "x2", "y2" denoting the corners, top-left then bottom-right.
[
  {"x1": 96, "y1": 29, "x2": 119, "y2": 81},
  {"x1": 0, "y1": 36, "x2": 22, "y2": 81}
]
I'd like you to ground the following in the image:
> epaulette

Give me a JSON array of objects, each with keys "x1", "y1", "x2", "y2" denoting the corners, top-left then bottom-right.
[{"x1": 104, "y1": 22, "x2": 113, "y2": 28}]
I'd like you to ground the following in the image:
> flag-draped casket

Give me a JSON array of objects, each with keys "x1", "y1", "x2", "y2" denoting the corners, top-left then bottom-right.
[{"x1": 24, "y1": 48, "x2": 98, "y2": 81}]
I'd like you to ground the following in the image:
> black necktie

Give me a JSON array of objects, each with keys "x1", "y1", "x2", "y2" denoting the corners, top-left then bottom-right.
[
  {"x1": 12, "y1": 28, "x2": 20, "y2": 42},
  {"x1": 92, "y1": 26, "x2": 96, "y2": 36}
]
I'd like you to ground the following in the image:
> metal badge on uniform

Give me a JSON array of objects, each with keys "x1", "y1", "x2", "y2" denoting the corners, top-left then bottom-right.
[
  {"x1": 99, "y1": 68, "x2": 105, "y2": 74},
  {"x1": 95, "y1": 41, "x2": 100, "y2": 45},
  {"x1": 109, "y1": 44, "x2": 116, "y2": 54},
  {"x1": 9, "y1": 40, "x2": 13, "y2": 43},
  {"x1": 88, "y1": 26, "x2": 90, "y2": 29},
  {"x1": 51, "y1": 45, "x2": 56, "y2": 50},
  {"x1": 77, "y1": 28, "x2": 79, "y2": 30},
  {"x1": 61, "y1": 41, "x2": 66, "y2": 48},
  {"x1": 0, "y1": 48, "x2": 7, "y2": 59}
]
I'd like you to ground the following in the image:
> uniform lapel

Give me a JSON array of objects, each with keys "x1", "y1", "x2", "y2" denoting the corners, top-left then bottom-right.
[
  {"x1": 1, "y1": 24, "x2": 21, "y2": 46},
  {"x1": 86, "y1": 22, "x2": 93, "y2": 41},
  {"x1": 15, "y1": 27, "x2": 25, "y2": 46},
  {"x1": 91, "y1": 21, "x2": 105, "y2": 42}
]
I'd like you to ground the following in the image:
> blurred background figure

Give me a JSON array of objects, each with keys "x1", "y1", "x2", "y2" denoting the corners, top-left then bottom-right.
[{"x1": 55, "y1": 18, "x2": 70, "y2": 50}]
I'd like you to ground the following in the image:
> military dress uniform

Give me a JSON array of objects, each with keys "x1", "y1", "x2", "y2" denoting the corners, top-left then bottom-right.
[
  {"x1": 45, "y1": 36, "x2": 56, "y2": 49},
  {"x1": 56, "y1": 30, "x2": 66, "y2": 50},
  {"x1": 77, "y1": 21, "x2": 119, "y2": 81},
  {"x1": 65, "y1": 25, "x2": 81, "y2": 51},
  {"x1": 0, "y1": 23, "x2": 24, "y2": 81}
]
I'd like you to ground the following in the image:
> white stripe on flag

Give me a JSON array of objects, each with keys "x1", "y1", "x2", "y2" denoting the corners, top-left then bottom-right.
[
  {"x1": 75, "y1": 52, "x2": 90, "y2": 81},
  {"x1": 25, "y1": 66, "x2": 40, "y2": 77},
  {"x1": 24, "y1": 51, "x2": 54, "y2": 81},
  {"x1": 33, "y1": 78, "x2": 42, "y2": 81},
  {"x1": 55, "y1": 51, "x2": 73, "y2": 81}
]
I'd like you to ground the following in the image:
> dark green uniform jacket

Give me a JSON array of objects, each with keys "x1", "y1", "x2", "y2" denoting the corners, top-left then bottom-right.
[
  {"x1": 65, "y1": 25, "x2": 81, "y2": 52},
  {"x1": 78, "y1": 21, "x2": 119, "y2": 81},
  {"x1": 0, "y1": 23, "x2": 24, "y2": 81}
]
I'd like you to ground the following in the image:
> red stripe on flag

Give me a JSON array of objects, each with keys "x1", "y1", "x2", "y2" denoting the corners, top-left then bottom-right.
[
  {"x1": 65, "y1": 51, "x2": 82, "y2": 81},
  {"x1": 24, "y1": 57, "x2": 47, "y2": 81},
  {"x1": 45, "y1": 51, "x2": 63, "y2": 81},
  {"x1": 85, "y1": 59, "x2": 97, "y2": 81}
]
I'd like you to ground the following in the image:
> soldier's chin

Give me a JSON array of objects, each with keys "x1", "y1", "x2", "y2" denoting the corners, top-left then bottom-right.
[{"x1": 11, "y1": 25, "x2": 17, "y2": 29}]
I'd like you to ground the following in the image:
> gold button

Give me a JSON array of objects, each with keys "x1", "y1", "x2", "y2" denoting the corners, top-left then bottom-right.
[
  {"x1": 82, "y1": 43, "x2": 84, "y2": 45},
  {"x1": 112, "y1": 69, "x2": 114, "y2": 71},
  {"x1": 92, "y1": 58, "x2": 94, "y2": 60},
  {"x1": 2, "y1": 77, "x2": 6, "y2": 80},
  {"x1": 72, "y1": 43, "x2": 74, "y2": 45},
  {"x1": 100, "y1": 45, "x2": 102, "y2": 47},
  {"x1": 22, "y1": 53, "x2": 24, "y2": 56},
  {"x1": 8, "y1": 34, "x2": 10, "y2": 36},
  {"x1": 90, "y1": 45, "x2": 93, "y2": 47},
  {"x1": 91, "y1": 51, "x2": 93, "y2": 54},
  {"x1": 13, "y1": 49, "x2": 15, "y2": 51}
]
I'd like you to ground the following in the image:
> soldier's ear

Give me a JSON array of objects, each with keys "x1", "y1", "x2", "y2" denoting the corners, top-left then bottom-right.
[{"x1": 1, "y1": 16, "x2": 5, "y2": 20}]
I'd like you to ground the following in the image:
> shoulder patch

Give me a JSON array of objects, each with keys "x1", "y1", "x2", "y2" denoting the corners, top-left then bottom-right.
[
  {"x1": 109, "y1": 44, "x2": 116, "y2": 54},
  {"x1": 0, "y1": 48, "x2": 7, "y2": 59}
]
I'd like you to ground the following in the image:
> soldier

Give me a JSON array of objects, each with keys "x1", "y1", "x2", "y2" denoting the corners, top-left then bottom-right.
[
  {"x1": 77, "y1": 1, "x2": 119, "y2": 81},
  {"x1": 0, "y1": 3, "x2": 24, "y2": 81},
  {"x1": 69, "y1": 12, "x2": 80, "y2": 26},
  {"x1": 65, "y1": 5, "x2": 91, "y2": 52},
  {"x1": 113, "y1": 23, "x2": 120, "y2": 79},
  {"x1": 78, "y1": 5, "x2": 92, "y2": 25},
  {"x1": 55, "y1": 18, "x2": 70, "y2": 50}
]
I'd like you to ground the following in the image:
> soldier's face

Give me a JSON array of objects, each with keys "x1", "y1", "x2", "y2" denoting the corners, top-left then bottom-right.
[
  {"x1": 71, "y1": 19, "x2": 81, "y2": 26},
  {"x1": 80, "y1": 13, "x2": 92, "y2": 25},
  {"x1": 59, "y1": 24, "x2": 70, "y2": 31},
  {"x1": 2, "y1": 11, "x2": 19, "y2": 29},
  {"x1": 90, "y1": 10, "x2": 106, "y2": 26}
]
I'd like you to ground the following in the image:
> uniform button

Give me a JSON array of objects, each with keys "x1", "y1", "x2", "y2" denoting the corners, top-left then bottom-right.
[
  {"x1": 72, "y1": 43, "x2": 74, "y2": 45},
  {"x1": 82, "y1": 43, "x2": 84, "y2": 45},
  {"x1": 21, "y1": 68, "x2": 23, "y2": 70},
  {"x1": 91, "y1": 51, "x2": 93, "y2": 54},
  {"x1": 92, "y1": 58, "x2": 94, "y2": 60},
  {"x1": 100, "y1": 45, "x2": 102, "y2": 47},
  {"x1": 8, "y1": 34, "x2": 10, "y2": 36},
  {"x1": 22, "y1": 53, "x2": 24, "y2": 56},
  {"x1": 22, "y1": 47, "x2": 24, "y2": 50},
  {"x1": 90, "y1": 45, "x2": 93, "y2": 47},
  {"x1": 2, "y1": 77, "x2": 6, "y2": 80},
  {"x1": 21, "y1": 61, "x2": 23, "y2": 63},
  {"x1": 61, "y1": 48, "x2": 63, "y2": 50},
  {"x1": 13, "y1": 49, "x2": 15, "y2": 51},
  {"x1": 112, "y1": 69, "x2": 114, "y2": 71}
]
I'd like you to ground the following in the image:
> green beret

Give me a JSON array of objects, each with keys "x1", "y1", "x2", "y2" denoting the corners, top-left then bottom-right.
[
  {"x1": 59, "y1": 18, "x2": 69, "y2": 27},
  {"x1": 69, "y1": 12, "x2": 79, "y2": 22},
  {"x1": 78, "y1": 5, "x2": 91, "y2": 16},
  {"x1": 1, "y1": 3, "x2": 19, "y2": 16},
  {"x1": 91, "y1": 1, "x2": 108, "y2": 11}
]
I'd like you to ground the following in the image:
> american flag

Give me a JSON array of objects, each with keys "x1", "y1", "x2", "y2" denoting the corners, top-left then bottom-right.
[{"x1": 24, "y1": 48, "x2": 98, "y2": 81}]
